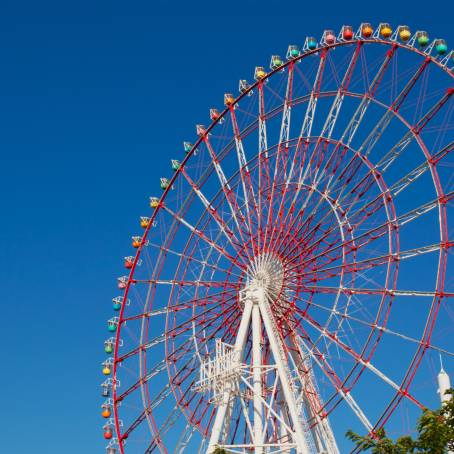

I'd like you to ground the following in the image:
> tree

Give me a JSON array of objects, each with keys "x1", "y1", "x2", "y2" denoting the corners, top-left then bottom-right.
[
  {"x1": 213, "y1": 448, "x2": 228, "y2": 454},
  {"x1": 346, "y1": 389, "x2": 454, "y2": 453}
]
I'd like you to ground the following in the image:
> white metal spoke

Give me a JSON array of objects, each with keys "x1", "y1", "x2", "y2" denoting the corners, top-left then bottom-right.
[
  {"x1": 279, "y1": 62, "x2": 295, "y2": 152},
  {"x1": 357, "y1": 58, "x2": 430, "y2": 159},
  {"x1": 292, "y1": 331, "x2": 374, "y2": 433},
  {"x1": 161, "y1": 204, "x2": 244, "y2": 268},
  {"x1": 285, "y1": 191, "x2": 451, "y2": 271},
  {"x1": 297, "y1": 243, "x2": 442, "y2": 279},
  {"x1": 292, "y1": 284, "x2": 450, "y2": 298},
  {"x1": 320, "y1": 42, "x2": 362, "y2": 141},
  {"x1": 299, "y1": 48, "x2": 328, "y2": 139},
  {"x1": 340, "y1": 45, "x2": 397, "y2": 147},
  {"x1": 258, "y1": 82, "x2": 268, "y2": 157},
  {"x1": 202, "y1": 135, "x2": 253, "y2": 245},
  {"x1": 229, "y1": 107, "x2": 259, "y2": 235},
  {"x1": 179, "y1": 165, "x2": 254, "y2": 264},
  {"x1": 146, "y1": 241, "x2": 244, "y2": 279},
  {"x1": 299, "y1": 312, "x2": 421, "y2": 407},
  {"x1": 302, "y1": 298, "x2": 454, "y2": 359}
]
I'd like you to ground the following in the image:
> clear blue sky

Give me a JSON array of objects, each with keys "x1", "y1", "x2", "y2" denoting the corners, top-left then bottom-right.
[{"x1": 0, "y1": 1, "x2": 452, "y2": 452}]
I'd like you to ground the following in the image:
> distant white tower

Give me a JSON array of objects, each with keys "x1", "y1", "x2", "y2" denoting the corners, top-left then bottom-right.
[
  {"x1": 437, "y1": 356, "x2": 453, "y2": 454},
  {"x1": 438, "y1": 356, "x2": 452, "y2": 404}
]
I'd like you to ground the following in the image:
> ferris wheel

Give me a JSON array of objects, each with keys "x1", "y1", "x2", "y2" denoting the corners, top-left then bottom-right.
[{"x1": 100, "y1": 22, "x2": 454, "y2": 453}]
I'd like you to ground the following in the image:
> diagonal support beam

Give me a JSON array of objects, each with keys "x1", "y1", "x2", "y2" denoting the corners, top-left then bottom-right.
[{"x1": 207, "y1": 299, "x2": 253, "y2": 452}]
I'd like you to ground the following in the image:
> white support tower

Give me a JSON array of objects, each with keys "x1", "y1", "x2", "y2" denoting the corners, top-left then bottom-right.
[{"x1": 196, "y1": 255, "x2": 339, "y2": 454}]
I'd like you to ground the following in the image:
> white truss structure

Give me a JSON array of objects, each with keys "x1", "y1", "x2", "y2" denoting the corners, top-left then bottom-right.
[{"x1": 196, "y1": 282, "x2": 339, "y2": 454}]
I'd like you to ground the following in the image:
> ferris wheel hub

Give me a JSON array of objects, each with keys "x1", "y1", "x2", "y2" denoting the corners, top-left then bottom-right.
[{"x1": 247, "y1": 253, "x2": 285, "y2": 301}]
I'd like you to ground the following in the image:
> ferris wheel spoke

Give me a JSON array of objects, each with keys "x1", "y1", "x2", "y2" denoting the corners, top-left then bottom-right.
[
  {"x1": 282, "y1": 313, "x2": 374, "y2": 432},
  {"x1": 146, "y1": 241, "x2": 244, "y2": 279},
  {"x1": 340, "y1": 140, "x2": 453, "y2": 217},
  {"x1": 265, "y1": 184, "x2": 302, "y2": 256},
  {"x1": 314, "y1": 66, "x2": 440, "y2": 215},
  {"x1": 300, "y1": 48, "x2": 328, "y2": 139},
  {"x1": 301, "y1": 50, "x2": 362, "y2": 192},
  {"x1": 320, "y1": 153, "x2": 381, "y2": 219},
  {"x1": 390, "y1": 141, "x2": 454, "y2": 196},
  {"x1": 279, "y1": 48, "x2": 398, "y2": 239},
  {"x1": 143, "y1": 404, "x2": 183, "y2": 453},
  {"x1": 271, "y1": 167, "x2": 333, "y2": 258},
  {"x1": 302, "y1": 47, "x2": 374, "y2": 199},
  {"x1": 274, "y1": 144, "x2": 355, "y2": 259},
  {"x1": 120, "y1": 383, "x2": 173, "y2": 442},
  {"x1": 186, "y1": 393, "x2": 212, "y2": 434},
  {"x1": 322, "y1": 43, "x2": 362, "y2": 140},
  {"x1": 257, "y1": 81, "x2": 270, "y2": 171},
  {"x1": 297, "y1": 175, "x2": 446, "y2": 265},
  {"x1": 229, "y1": 105, "x2": 260, "y2": 250},
  {"x1": 341, "y1": 45, "x2": 398, "y2": 147},
  {"x1": 285, "y1": 190, "x2": 451, "y2": 272},
  {"x1": 173, "y1": 421, "x2": 197, "y2": 453},
  {"x1": 357, "y1": 57, "x2": 431, "y2": 159},
  {"x1": 278, "y1": 161, "x2": 376, "y2": 262},
  {"x1": 160, "y1": 204, "x2": 246, "y2": 269},
  {"x1": 431, "y1": 140, "x2": 454, "y2": 166},
  {"x1": 169, "y1": 300, "x2": 238, "y2": 343},
  {"x1": 316, "y1": 243, "x2": 441, "y2": 279},
  {"x1": 297, "y1": 243, "x2": 442, "y2": 281},
  {"x1": 123, "y1": 295, "x2": 235, "y2": 323},
  {"x1": 178, "y1": 164, "x2": 255, "y2": 264},
  {"x1": 171, "y1": 347, "x2": 216, "y2": 391},
  {"x1": 263, "y1": 91, "x2": 298, "y2": 252},
  {"x1": 264, "y1": 64, "x2": 297, "y2": 252},
  {"x1": 275, "y1": 144, "x2": 314, "y2": 242},
  {"x1": 302, "y1": 43, "x2": 363, "y2": 190},
  {"x1": 302, "y1": 353, "x2": 374, "y2": 434},
  {"x1": 374, "y1": 89, "x2": 453, "y2": 173},
  {"x1": 167, "y1": 302, "x2": 240, "y2": 365},
  {"x1": 257, "y1": 81, "x2": 271, "y2": 256},
  {"x1": 284, "y1": 133, "x2": 310, "y2": 193},
  {"x1": 271, "y1": 188, "x2": 330, "y2": 259},
  {"x1": 117, "y1": 293, "x2": 236, "y2": 363},
  {"x1": 268, "y1": 142, "x2": 314, "y2": 251},
  {"x1": 272, "y1": 50, "x2": 329, "y2": 245},
  {"x1": 172, "y1": 367, "x2": 222, "y2": 419},
  {"x1": 312, "y1": 161, "x2": 380, "y2": 234},
  {"x1": 169, "y1": 354, "x2": 201, "y2": 390},
  {"x1": 202, "y1": 134, "x2": 256, "y2": 253},
  {"x1": 131, "y1": 279, "x2": 240, "y2": 289},
  {"x1": 117, "y1": 360, "x2": 167, "y2": 402},
  {"x1": 170, "y1": 289, "x2": 236, "y2": 313},
  {"x1": 277, "y1": 61, "x2": 295, "y2": 173},
  {"x1": 167, "y1": 300, "x2": 242, "y2": 367},
  {"x1": 289, "y1": 283, "x2": 453, "y2": 298},
  {"x1": 269, "y1": 61, "x2": 353, "y2": 255},
  {"x1": 326, "y1": 90, "x2": 453, "y2": 211},
  {"x1": 278, "y1": 207, "x2": 346, "y2": 268},
  {"x1": 117, "y1": 333, "x2": 165, "y2": 363},
  {"x1": 303, "y1": 298, "x2": 454, "y2": 359},
  {"x1": 122, "y1": 292, "x2": 237, "y2": 325},
  {"x1": 299, "y1": 311, "x2": 424, "y2": 409}
]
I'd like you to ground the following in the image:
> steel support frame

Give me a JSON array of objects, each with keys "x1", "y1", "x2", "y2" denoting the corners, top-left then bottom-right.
[{"x1": 207, "y1": 285, "x2": 314, "y2": 453}]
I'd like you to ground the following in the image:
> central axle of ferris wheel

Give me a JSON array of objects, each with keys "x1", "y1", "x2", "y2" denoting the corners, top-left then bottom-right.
[{"x1": 198, "y1": 255, "x2": 338, "y2": 454}]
